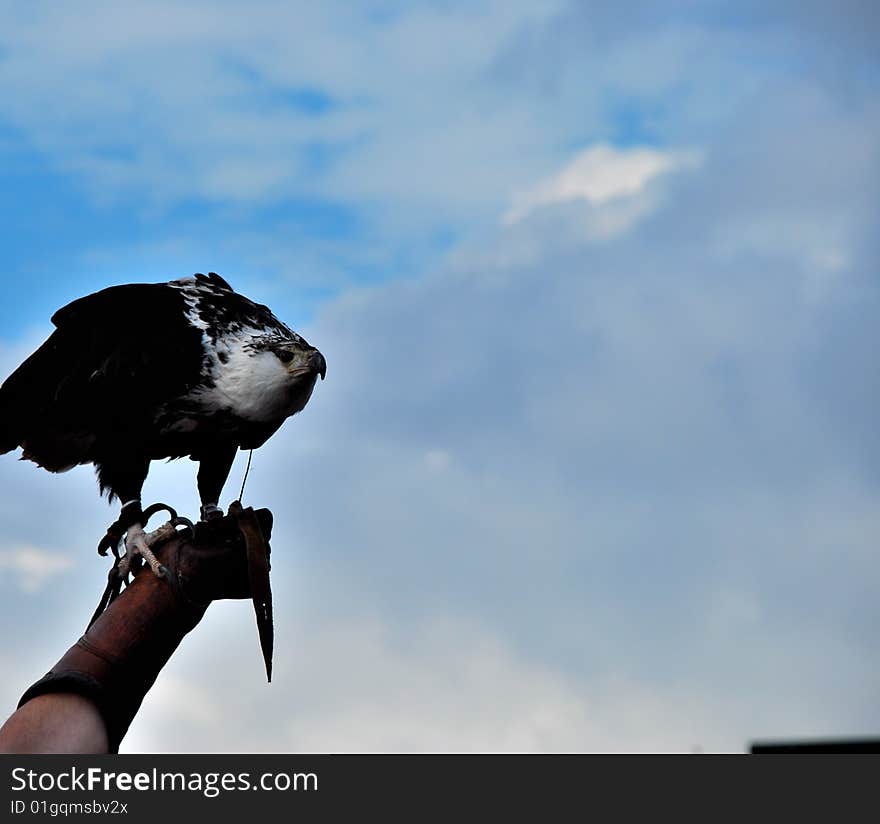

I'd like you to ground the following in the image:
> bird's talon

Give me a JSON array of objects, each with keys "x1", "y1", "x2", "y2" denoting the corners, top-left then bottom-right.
[
  {"x1": 142, "y1": 502, "x2": 178, "y2": 526},
  {"x1": 97, "y1": 531, "x2": 119, "y2": 557}
]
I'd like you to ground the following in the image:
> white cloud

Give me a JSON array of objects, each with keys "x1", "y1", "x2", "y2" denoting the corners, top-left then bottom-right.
[
  {"x1": 503, "y1": 144, "x2": 701, "y2": 237},
  {"x1": 506, "y1": 144, "x2": 685, "y2": 216},
  {"x1": 0, "y1": 546, "x2": 75, "y2": 593}
]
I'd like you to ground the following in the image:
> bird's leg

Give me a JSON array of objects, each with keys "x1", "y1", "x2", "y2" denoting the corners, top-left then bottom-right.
[
  {"x1": 97, "y1": 455, "x2": 171, "y2": 581},
  {"x1": 197, "y1": 442, "x2": 238, "y2": 522},
  {"x1": 201, "y1": 504, "x2": 223, "y2": 521}
]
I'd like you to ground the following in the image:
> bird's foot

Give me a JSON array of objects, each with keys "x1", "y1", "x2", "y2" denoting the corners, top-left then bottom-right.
[
  {"x1": 116, "y1": 523, "x2": 171, "y2": 580},
  {"x1": 112, "y1": 503, "x2": 194, "y2": 580}
]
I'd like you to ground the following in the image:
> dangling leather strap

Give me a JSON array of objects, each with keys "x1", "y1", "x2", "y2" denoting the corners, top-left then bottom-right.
[{"x1": 230, "y1": 501, "x2": 274, "y2": 682}]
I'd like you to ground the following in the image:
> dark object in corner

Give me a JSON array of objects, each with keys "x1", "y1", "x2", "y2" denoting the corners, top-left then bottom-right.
[{"x1": 751, "y1": 738, "x2": 880, "y2": 754}]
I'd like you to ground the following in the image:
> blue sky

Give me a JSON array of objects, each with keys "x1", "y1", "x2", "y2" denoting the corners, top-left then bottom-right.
[{"x1": 0, "y1": 0, "x2": 878, "y2": 752}]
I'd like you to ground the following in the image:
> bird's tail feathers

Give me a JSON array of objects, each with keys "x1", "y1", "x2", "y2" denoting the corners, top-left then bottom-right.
[
  {"x1": 0, "y1": 330, "x2": 60, "y2": 455},
  {"x1": 0, "y1": 372, "x2": 22, "y2": 453}
]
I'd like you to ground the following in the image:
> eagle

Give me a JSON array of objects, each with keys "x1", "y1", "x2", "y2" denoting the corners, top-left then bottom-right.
[{"x1": 0, "y1": 272, "x2": 325, "y2": 577}]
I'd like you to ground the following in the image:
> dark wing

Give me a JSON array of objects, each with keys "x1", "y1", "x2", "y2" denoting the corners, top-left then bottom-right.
[{"x1": 0, "y1": 283, "x2": 203, "y2": 470}]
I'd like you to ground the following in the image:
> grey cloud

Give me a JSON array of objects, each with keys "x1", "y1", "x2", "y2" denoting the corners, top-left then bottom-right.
[
  {"x1": 226, "y1": 64, "x2": 880, "y2": 745},
  {"x1": 125, "y1": 613, "x2": 781, "y2": 753}
]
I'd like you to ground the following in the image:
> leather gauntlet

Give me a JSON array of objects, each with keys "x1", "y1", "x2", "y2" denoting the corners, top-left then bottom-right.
[{"x1": 18, "y1": 507, "x2": 272, "y2": 752}]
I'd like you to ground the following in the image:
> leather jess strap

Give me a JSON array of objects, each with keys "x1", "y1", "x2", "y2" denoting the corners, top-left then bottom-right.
[{"x1": 230, "y1": 502, "x2": 275, "y2": 682}]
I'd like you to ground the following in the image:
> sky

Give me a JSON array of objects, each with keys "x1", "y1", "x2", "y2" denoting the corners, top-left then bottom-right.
[{"x1": 0, "y1": 0, "x2": 878, "y2": 752}]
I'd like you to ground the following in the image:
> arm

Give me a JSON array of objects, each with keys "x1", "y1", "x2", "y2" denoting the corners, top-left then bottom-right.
[{"x1": 0, "y1": 694, "x2": 108, "y2": 754}]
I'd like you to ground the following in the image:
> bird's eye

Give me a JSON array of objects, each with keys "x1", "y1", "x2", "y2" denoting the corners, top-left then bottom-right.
[{"x1": 276, "y1": 349, "x2": 294, "y2": 364}]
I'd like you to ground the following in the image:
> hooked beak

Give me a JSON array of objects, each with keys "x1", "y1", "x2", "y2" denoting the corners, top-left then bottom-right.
[{"x1": 309, "y1": 349, "x2": 327, "y2": 380}]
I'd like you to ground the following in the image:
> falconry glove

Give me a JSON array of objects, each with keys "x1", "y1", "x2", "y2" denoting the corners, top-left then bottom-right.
[{"x1": 17, "y1": 506, "x2": 273, "y2": 753}]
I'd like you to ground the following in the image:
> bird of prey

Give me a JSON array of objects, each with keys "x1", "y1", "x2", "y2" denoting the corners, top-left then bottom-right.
[{"x1": 0, "y1": 272, "x2": 325, "y2": 576}]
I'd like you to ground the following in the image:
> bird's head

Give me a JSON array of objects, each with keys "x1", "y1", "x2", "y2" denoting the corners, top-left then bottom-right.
[
  {"x1": 269, "y1": 338, "x2": 326, "y2": 417},
  {"x1": 274, "y1": 342, "x2": 326, "y2": 382},
  {"x1": 210, "y1": 332, "x2": 326, "y2": 424}
]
